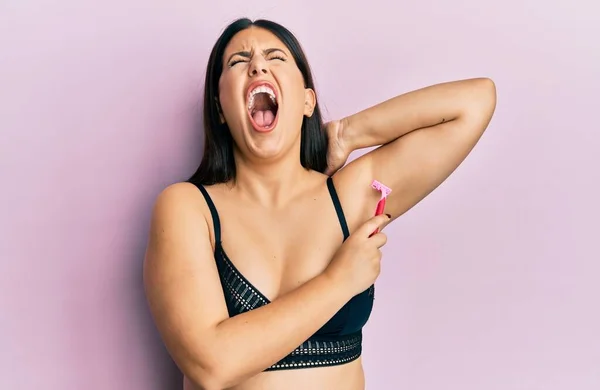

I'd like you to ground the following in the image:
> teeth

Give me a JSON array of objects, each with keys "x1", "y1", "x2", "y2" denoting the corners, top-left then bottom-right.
[{"x1": 247, "y1": 85, "x2": 277, "y2": 110}]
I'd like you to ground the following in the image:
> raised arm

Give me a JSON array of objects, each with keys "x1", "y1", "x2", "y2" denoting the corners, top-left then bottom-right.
[
  {"x1": 333, "y1": 78, "x2": 497, "y2": 223},
  {"x1": 143, "y1": 183, "x2": 390, "y2": 389}
]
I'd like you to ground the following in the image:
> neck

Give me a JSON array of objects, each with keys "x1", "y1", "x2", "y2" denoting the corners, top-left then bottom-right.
[{"x1": 232, "y1": 148, "x2": 313, "y2": 208}]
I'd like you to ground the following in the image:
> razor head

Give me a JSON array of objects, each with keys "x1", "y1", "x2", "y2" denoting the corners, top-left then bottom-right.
[{"x1": 371, "y1": 179, "x2": 392, "y2": 198}]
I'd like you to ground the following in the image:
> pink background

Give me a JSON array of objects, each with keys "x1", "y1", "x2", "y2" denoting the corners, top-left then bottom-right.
[{"x1": 1, "y1": 1, "x2": 598, "y2": 389}]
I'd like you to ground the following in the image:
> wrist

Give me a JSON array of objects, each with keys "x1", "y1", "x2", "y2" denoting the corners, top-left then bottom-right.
[
  {"x1": 339, "y1": 116, "x2": 357, "y2": 152},
  {"x1": 319, "y1": 267, "x2": 355, "y2": 300},
  {"x1": 340, "y1": 113, "x2": 374, "y2": 151}
]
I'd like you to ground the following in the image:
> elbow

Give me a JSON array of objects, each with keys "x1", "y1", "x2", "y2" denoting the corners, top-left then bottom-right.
[
  {"x1": 186, "y1": 368, "x2": 224, "y2": 390},
  {"x1": 185, "y1": 358, "x2": 242, "y2": 390},
  {"x1": 185, "y1": 363, "x2": 226, "y2": 390},
  {"x1": 483, "y1": 78, "x2": 497, "y2": 120},
  {"x1": 461, "y1": 77, "x2": 496, "y2": 121},
  {"x1": 476, "y1": 77, "x2": 497, "y2": 110}
]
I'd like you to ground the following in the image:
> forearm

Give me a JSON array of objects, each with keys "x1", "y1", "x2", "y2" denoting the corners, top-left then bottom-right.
[
  {"x1": 342, "y1": 78, "x2": 496, "y2": 149},
  {"x1": 196, "y1": 273, "x2": 353, "y2": 388}
]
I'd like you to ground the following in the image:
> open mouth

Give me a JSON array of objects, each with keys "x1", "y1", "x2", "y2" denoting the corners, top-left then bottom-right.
[{"x1": 247, "y1": 83, "x2": 279, "y2": 131}]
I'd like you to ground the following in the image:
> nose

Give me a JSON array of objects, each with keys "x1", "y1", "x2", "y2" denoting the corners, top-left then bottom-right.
[{"x1": 248, "y1": 58, "x2": 268, "y2": 77}]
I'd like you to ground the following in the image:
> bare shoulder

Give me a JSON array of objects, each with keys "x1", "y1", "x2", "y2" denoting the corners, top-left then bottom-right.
[
  {"x1": 148, "y1": 181, "x2": 216, "y2": 245},
  {"x1": 152, "y1": 182, "x2": 207, "y2": 219}
]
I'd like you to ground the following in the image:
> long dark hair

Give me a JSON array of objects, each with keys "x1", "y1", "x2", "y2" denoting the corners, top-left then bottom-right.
[{"x1": 188, "y1": 18, "x2": 328, "y2": 185}]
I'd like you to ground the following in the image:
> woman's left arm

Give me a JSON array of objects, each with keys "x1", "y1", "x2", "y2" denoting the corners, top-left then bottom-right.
[{"x1": 333, "y1": 78, "x2": 497, "y2": 221}]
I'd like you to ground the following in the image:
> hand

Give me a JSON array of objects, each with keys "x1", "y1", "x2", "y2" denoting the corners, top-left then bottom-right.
[
  {"x1": 324, "y1": 213, "x2": 392, "y2": 296},
  {"x1": 323, "y1": 118, "x2": 351, "y2": 176}
]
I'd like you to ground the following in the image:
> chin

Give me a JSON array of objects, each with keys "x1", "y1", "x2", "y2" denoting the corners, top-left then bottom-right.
[
  {"x1": 239, "y1": 124, "x2": 301, "y2": 164},
  {"x1": 245, "y1": 132, "x2": 287, "y2": 160}
]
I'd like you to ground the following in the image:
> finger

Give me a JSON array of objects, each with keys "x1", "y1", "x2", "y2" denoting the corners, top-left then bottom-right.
[
  {"x1": 369, "y1": 232, "x2": 387, "y2": 248},
  {"x1": 358, "y1": 213, "x2": 392, "y2": 237}
]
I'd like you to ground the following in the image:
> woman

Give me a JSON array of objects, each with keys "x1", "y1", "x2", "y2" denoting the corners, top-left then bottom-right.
[{"x1": 144, "y1": 18, "x2": 496, "y2": 390}]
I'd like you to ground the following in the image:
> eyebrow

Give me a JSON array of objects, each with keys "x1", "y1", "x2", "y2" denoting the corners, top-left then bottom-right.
[{"x1": 226, "y1": 48, "x2": 287, "y2": 63}]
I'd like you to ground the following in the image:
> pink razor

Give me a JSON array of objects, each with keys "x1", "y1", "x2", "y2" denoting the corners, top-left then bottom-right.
[{"x1": 370, "y1": 179, "x2": 392, "y2": 236}]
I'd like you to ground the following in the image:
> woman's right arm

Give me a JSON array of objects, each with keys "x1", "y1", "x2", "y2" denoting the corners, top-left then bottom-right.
[{"x1": 143, "y1": 183, "x2": 386, "y2": 390}]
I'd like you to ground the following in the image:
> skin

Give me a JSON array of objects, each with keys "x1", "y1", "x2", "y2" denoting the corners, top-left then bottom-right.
[{"x1": 144, "y1": 26, "x2": 497, "y2": 390}]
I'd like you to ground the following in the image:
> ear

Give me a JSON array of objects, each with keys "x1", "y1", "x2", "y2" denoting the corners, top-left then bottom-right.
[
  {"x1": 215, "y1": 97, "x2": 226, "y2": 124},
  {"x1": 303, "y1": 88, "x2": 316, "y2": 117}
]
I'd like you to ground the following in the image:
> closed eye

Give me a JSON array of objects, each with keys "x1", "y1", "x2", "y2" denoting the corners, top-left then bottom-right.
[
  {"x1": 228, "y1": 58, "x2": 247, "y2": 67},
  {"x1": 227, "y1": 50, "x2": 252, "y2": 67},
  {"x1": 268, "y1": 54, "x2": 286, "y2": 62}
]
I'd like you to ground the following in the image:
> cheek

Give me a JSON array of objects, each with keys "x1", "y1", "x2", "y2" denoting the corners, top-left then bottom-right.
[
  {"x1": 218, "y1": 77, "x2": 241, "y2": 119},
  {"x1": 281, "y1": 78, "x2": 308, "y2": 115}
]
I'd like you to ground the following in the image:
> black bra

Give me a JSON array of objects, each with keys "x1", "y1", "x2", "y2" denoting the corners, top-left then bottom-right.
[{"x1": 192, "y1": 177, "x2": 374, "y2": 371}]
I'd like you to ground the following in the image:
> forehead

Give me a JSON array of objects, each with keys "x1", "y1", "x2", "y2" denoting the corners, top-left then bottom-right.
[{"x1": 223, "y1": 27, "x2": 288, "y2": 56}]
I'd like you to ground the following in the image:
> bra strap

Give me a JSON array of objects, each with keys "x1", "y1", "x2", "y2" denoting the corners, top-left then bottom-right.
[
  {"x1": 193, "y1": 183, "x2": 222, "y2": 244},
  {"x1": 326, "y1": 177, "x2": 350, "y2": 240}
]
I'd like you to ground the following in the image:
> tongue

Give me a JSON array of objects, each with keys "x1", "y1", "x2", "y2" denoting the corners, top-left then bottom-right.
[{"x1": 252, "y1": 109, "x2": 275, "y2": 128}]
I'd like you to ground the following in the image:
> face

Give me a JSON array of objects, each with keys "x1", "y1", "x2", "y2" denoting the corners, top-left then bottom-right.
[{"x1": 218, "y1": 27, "x2": 316, "y2": 162}]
